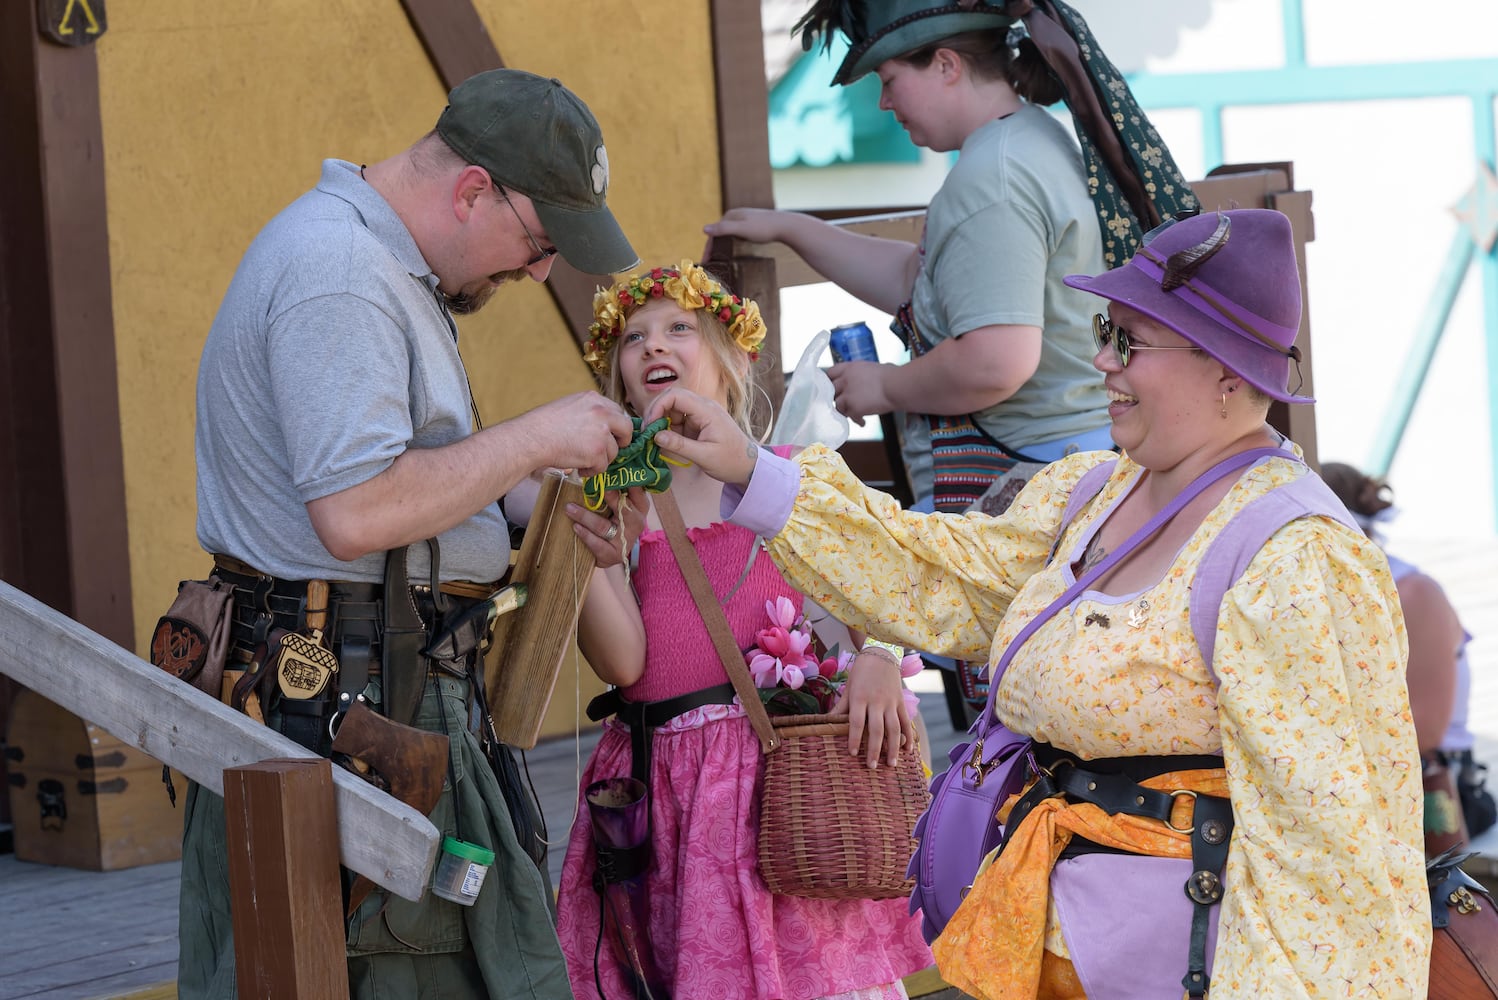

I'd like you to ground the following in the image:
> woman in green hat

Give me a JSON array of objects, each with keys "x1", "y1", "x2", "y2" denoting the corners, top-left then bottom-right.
[{"x1": 708, "y1": 0, "x2": 1120, "y2": 517}]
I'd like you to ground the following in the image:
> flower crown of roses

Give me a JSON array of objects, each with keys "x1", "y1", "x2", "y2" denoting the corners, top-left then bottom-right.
[{"x1": 584, "y1": 259, "x2": 766, "y2": 376}]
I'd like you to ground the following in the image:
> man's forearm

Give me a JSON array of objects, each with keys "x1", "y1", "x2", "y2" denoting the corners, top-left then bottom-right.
[{"x1": 307, "y1": 423, "x2": 545, "y2": 561}]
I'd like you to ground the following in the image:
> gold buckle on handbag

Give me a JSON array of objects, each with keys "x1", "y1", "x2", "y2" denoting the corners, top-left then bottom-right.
[{"x1": 965, "y1": 737, "x2": 1026, "y2": 788}]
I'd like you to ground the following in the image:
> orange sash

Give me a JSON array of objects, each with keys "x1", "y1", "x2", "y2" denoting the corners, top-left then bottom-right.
[{"x1": 932, "y1": 767, "x2": 1229, "y2": 1000}]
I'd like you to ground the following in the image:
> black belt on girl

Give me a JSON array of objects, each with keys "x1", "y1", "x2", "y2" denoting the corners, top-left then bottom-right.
[
  {"x1": 586, "y1": 682, "x2": 738, "y2": 785},
  {"x1": 1003, "y1": 742, "x2": 1233, "y2": 1000}
]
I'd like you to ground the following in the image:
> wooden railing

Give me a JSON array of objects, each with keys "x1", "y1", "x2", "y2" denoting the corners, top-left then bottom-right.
[{"x1": 0, "y1": 580, "x2": 438, "y2": 997}]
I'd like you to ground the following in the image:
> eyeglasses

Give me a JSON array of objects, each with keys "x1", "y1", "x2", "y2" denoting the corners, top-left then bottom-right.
[
  {"x1": 1092, "y1": 314, "x2": 1199, "y2": 368},
  {"x1": 494, "y1": 182, "x2": 559, "y2": 268}
]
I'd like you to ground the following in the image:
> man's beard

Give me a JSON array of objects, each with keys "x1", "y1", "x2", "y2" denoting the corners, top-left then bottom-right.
[{"x1": 442, "y1": 268, "x2": 529, "y2": 314}]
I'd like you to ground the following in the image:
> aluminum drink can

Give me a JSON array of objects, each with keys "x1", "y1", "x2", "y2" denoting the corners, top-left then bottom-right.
[{"x1": 828, "y1": 321, "x2": 879, "y2": 363}]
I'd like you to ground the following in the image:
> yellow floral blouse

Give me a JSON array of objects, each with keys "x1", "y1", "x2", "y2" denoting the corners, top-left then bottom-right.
[{"x1": 766, "y1": 444, "x2": 1430, "y2": 998}]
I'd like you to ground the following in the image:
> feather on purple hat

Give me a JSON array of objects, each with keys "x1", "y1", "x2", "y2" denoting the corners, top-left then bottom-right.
[{"x1": 1064, "y1": 208, "x2": 1313, "y2": 404}]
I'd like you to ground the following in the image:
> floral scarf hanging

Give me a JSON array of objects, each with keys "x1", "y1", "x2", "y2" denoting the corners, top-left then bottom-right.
[{"x1": 1013, "y1": 0, "x2": 1200, "y2": 268}]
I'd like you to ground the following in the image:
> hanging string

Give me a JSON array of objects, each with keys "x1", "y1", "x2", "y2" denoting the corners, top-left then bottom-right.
[{"x1": 753, "y1": 381, "x2": 775, "y2": 445}]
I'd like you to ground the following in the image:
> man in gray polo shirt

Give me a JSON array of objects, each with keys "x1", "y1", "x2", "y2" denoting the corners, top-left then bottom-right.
[{"x1": 183, "y1": 69, "x2": 638, "y2": 999}]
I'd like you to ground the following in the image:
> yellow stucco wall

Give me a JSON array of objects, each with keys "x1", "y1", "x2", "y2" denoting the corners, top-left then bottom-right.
[{"x1": 100, "y1": 0, "x2": 723, "y2": 738}]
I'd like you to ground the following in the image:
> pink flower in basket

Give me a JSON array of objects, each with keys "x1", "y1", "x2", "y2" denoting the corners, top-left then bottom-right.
[
  {"x1": 744, "y1": 598, "x2": 927, "y2": 718},
  {"x1": 747, "y1": 597, "x2": 818, "y2": 689},
  {"x1": 748, "y1": 627, "x2": 815, "y2": 688},
  {"x1": 744, "y1": 598, "x2": 847, "y2": 714},
  {"x1": 819, "y1": 649, "x2": 855, "y2": 679}
]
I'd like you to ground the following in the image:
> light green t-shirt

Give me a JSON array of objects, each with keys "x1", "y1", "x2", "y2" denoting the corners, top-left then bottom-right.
[{"x1": 905, "y1": 105, "x2": 1109, "y2": 456}]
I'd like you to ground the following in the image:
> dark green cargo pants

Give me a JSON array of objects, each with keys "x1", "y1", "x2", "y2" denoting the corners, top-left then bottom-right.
[{"x1": 177, "y1": 675, "x2": 570, "y2": 999}]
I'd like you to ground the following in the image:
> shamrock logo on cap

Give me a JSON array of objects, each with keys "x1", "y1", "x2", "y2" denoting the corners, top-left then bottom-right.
[{"x1": 592, "y1": 145, "x2": 609, "y2": 196}]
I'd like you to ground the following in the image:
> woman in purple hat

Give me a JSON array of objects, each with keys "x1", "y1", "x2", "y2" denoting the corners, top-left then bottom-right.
[{"x1": 637, "y1": 208, "x2": 1431, "y2": 997}]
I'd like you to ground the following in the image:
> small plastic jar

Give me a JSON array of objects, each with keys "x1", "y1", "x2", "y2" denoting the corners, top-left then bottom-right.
[{"x1": 431, "y1": 837, "x2": 495, "y2": 906}]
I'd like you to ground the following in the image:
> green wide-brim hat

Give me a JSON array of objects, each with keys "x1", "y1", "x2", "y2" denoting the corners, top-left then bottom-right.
[{"x1": 830, "y1": 1, "x2": 1017, "y2": 85}]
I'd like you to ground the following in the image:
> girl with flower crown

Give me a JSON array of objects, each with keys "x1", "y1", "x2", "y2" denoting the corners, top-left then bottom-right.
[{"x1": 553, "y1": 261, "x2": 933, "y2": 1000}]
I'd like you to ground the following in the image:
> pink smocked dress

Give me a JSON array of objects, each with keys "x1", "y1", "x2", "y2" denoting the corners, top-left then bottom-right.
[{"x1": 555, "y1": 513, "x2": 931, "y2": 1000}]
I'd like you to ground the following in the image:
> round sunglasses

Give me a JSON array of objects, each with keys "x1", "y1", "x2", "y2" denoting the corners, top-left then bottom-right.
[{"x1": 1092, "y1": 313, "x2": 1199, "y2": 368}]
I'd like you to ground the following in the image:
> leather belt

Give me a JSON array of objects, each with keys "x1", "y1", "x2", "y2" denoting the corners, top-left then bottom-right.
[
  {"x1": 209, "y1": 554, "x2": 485, "y2": 754},
  {"x1": 587, "y1": 682, "x2": 738, "y2": 785},
  {"x1": 212, "y1": 553, "x2": 498, "y2": 599}
]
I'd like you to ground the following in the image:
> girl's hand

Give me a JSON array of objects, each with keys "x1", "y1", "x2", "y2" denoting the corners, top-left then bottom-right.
[
  {"x1": 642, "y1": 388, "x2": 759, "y2": 487},
  {"x1": 831, "y1": 650, "x2": 915, "y2": 767},
  {"x1": 566, "y1": 487, "x2": 648, "y2": 569}
]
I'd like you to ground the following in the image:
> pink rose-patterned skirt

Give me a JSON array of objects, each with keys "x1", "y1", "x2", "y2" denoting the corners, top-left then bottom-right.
[{"x1": 555, "y1": 708, "x2": 931, "y2": 999}]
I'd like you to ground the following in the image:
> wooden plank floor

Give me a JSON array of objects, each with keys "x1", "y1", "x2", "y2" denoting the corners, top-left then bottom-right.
[
  {"x1": 0, "y1": 857, "x2": 179, "y2": 999},
  {"x1": 3, "y1": 533, "x2": 1496, "y2": 999}
]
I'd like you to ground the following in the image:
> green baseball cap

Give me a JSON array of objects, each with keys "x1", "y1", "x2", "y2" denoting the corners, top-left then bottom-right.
[
  {"x1": 807, "y1": 0, "x2": 1017, "y2": 85},
  {"x1": 436, "y1": 69, "x2": 638, "y2": 275}
]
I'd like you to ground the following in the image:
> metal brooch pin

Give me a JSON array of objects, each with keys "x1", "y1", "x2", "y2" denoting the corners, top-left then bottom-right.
[
  {"x1": 1127, "y1": 599, "x2": 1150, "y2": 630},
  {"x1": 1084, "y1": 611, "x2": 1110, "y2": 629}
]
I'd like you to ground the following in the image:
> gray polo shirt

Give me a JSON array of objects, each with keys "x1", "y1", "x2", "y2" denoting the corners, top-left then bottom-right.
[{"x1": 195, "y1": 159, "x2": 507, "y2": 583}]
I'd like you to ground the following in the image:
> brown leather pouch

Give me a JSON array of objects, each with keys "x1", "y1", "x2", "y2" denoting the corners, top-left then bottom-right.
[
  {"x1": 149, "y1": 577, "x2": 234, "y2": 698},
  {"x1": 1429, "y1": 851, "x2": 1498, "y2": 998},
  {"x1": 331, "y1": 699, "x2": 449, "y2": 914}
]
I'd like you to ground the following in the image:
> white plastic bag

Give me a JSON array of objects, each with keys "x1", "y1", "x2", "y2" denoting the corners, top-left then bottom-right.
[{"x1": 769, "y1": 330, "x2": 849, "y2": 449}]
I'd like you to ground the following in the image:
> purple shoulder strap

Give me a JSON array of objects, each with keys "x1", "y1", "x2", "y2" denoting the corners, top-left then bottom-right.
[
  {"x1": 1189, "y1": 469, "x2": 1360, "y2": 682},
  {"x1": 1059, "y1": 460, "x2": 1117, "y2": 534},
  {"x1": 1045, "y1": 458, "x2": 1117, "y2": 563},
  {"x1": 993, "y1": 459, "x2": 1113, "y2": 687}
]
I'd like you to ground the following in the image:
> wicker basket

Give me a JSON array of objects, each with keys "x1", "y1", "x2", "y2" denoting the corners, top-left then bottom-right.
[
  {"x1": 652, "y1": 489, "x2": 931, "y2": 901},
  {"x1": 756, "y1": 712, "x2": 931, "y2": 900}
]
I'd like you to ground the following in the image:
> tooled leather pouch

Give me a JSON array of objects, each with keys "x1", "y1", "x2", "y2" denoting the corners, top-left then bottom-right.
[{"x1": 150, "y1": 577, "x2": 234, "y2": 699}]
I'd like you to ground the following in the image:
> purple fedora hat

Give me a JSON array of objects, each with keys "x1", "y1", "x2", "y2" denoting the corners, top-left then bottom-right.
[{"x1": 1064, "y1": 208, "x2": 1312, "y2": 404}]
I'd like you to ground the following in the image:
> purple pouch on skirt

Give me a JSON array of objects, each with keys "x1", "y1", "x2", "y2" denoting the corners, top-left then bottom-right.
[{"x1": 1051, "y1": 853, "x2": 1222, "y2": 998}]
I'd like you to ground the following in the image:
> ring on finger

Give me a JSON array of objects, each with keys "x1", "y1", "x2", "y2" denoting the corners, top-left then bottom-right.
[{"x1": 603, "y1": 523, "x2": 620, "y2": 541}]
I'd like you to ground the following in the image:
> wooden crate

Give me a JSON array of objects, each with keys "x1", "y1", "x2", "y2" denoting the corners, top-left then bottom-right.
[{"x1": 5, "y1": 688, "x2": 184, "y2": 870}]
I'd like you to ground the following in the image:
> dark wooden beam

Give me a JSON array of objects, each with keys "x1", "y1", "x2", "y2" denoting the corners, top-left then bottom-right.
[
  {"x1": 398, "y1": 0, "x2": 503, "y2": 89},
  {"x1": 0, "y1": 3, "x2": 47, "y2": 825},
  {"x1": 226, "y1": 759, "x2": 349, "y2": 999},
  {"x1": 709, "y1": 0, "x2": 784, "y2": 411},
  {"x1": 398, "y1": 0, "x2": 608, "y2": 348},
  {"x1": 0, "y1": 3, "x2": 132, "y2": 647},
  {"x1": 709, "y1": 1, "x2": 775, "y2": 212},
  {"x1": 0, "y1": 0, "x2": 134, "y2": 827}
]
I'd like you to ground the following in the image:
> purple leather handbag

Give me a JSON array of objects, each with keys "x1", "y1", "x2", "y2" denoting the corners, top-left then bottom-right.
[
  {"x1": 908, "y1": 692, "x2": 1032, "y2": 939},
  {"x1": 905, "y1": 448, "x2": 1293, "y2": 943}
]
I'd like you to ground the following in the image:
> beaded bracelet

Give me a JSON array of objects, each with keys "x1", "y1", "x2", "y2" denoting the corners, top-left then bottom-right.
[{"x1": 858, "y1": 637, "x2": 904, "y2": 665}]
